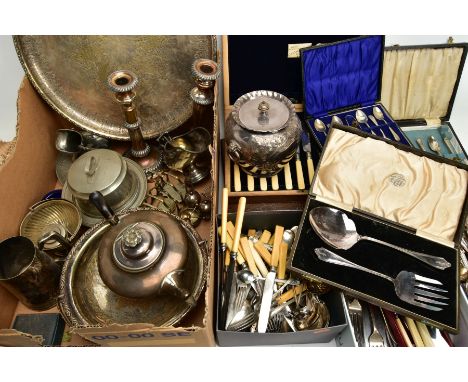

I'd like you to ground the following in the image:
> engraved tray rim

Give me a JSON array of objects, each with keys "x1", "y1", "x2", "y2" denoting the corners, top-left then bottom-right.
[{"x1": 13, "y1": 35, "x2": 217, "y2": 141}]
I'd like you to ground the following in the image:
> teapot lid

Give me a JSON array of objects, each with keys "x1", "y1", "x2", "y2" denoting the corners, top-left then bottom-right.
[
  {"x1": 232, "y1": 90, "x2": 296, "y2": 133},
  {"x1": 67, "y1": 149, "x2": 127, "y2": 198},
  {"x1": 112, "y1": 222, "x2": 165, "y2": 273}
]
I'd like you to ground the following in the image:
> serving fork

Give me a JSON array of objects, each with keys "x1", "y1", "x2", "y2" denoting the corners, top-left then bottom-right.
[
  {"x1": 368, "y1": 305, "x2": 385, "y2": 347},
  {"x1": 348, "y1": 298, "x2": 364, "y2": 346},
  {"x1": 315, "y1": 248, "x2": 449, "y2": 311}
]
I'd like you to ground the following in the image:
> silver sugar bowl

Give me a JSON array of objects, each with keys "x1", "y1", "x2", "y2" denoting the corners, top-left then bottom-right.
[{"x1": 225, "y1": 90, "x2": 301, "y2": 177}]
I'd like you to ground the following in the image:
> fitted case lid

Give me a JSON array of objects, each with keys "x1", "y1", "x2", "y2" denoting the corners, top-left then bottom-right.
[{"x1": 382, "y1": 42, "x2": 468, "y2": 123}]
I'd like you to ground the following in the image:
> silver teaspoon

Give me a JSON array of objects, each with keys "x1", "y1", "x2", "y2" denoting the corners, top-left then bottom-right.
[
  {"x1": 373, "y1": 106, "x2": 400, "y2": 141},
  {"x1": 428, "y1": 136, "x2": 442, "y2": 156},
  {"x1": 331, "y1": 116, "x2": 343, "y2": 126},
  {"x1": 314, "y1": 119, "x2": 327, "y2": 133},
  {"x1": 355, "y1": 110, "x2": 376, "y2": 136}
]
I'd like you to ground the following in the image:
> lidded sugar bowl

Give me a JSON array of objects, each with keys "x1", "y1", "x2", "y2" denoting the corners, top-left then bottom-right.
[
  {"x1": 62, "y1": 148, "x2": 147, "y2": 227},
  {"x1": 225, "y1": 90, "x2": 302, "y2": 177}
]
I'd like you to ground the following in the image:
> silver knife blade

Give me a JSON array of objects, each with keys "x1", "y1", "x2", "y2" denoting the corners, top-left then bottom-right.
[
  {"x1": 257, "y1": 268, "x2": 276, "y2": 333},
  {"x1": 301, "y1": 131, "x2": 311, "y2": 154},
  {"x1": 225, "y1": 272, "x2": 238, "y2": 329}
]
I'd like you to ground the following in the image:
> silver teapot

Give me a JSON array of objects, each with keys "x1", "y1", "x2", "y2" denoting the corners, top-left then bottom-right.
[{"x1": 225, "y1": 90, "x2": 302, "y2": 177}]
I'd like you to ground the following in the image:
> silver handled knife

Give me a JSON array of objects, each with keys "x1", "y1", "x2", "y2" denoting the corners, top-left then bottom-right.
[
  {"x1": 301, "y1": 131, "x2": 314, "y2": 186},
  {"x1": 257, "y1": 225, "x2": 284, "y2": 333}
]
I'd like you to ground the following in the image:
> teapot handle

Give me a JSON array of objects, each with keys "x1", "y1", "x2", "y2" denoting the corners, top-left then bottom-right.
[{"x1": 89, "y1": 191, "x2": 119, "y2": 225}]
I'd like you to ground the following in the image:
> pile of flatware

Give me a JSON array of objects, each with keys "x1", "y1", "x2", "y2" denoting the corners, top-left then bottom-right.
[
  {"x1": 346, "y1": 296, "x2": 454, "y2": 347},
  {"x1": 219, "y1": 189, "x2": 329, "y2": 333}
]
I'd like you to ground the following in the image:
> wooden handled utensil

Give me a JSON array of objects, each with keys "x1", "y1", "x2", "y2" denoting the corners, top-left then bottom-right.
[
  {"x1": 240, "y1": 237, "x2": 260, "y2": 276},
  {"x1": 278, "y1": 241, "x2": 289, "y2": 280},
  {"x1": 248, "y1": 240, "x2": 269, "y2": 277},
  {"x1": 221, "y1": 197, "x2": 246, "y2": 329},
  {"x1": 257, "y1": 225, "x2": 284, "y2": 333},
  {"x1": 220, "y1": 188, "x2": 229, "y2": 268}
]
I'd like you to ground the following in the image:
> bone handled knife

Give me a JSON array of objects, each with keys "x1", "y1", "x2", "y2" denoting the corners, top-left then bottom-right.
[
  {"x1": 283, "y1": 162, "x2": 293, "y2": 190},
  {"x1": 247, "y1": 174, "x2": 255, "y2": 191},
  {"x1": 271, "y1": 175, "x2": 279, "y2": 190},
  {"x1": 257, "y1": 225, "x2": 284, "y2": 333},
  {"x1": 295, "y1": 147, "x2": 305, "y2": 190},
  {"x1": 301, "y1": 131, "x2": 314, "y2": 186},
  {"x1": 233, "y1": 163, "x2": 242, "y2": 191},
  {"x1": 221, "y1": 196, "x2": 246, "y2": 329}
]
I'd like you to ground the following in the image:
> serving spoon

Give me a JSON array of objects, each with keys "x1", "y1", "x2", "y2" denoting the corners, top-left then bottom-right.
[{"x1": 309, "y1": 206, "x2": 451, "y2": 270}]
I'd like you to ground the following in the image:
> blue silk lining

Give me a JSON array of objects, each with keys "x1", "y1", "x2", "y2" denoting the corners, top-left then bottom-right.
[
  {"x1": 302, "y1": 36, "x2": 382, "y2": 117},
  {"x1": 302, "y1": 36, "x2": 408, "y2": 146}
]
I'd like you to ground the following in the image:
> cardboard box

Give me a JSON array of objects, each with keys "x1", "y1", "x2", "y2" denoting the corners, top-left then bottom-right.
[
  {"x1": 288, "y1": 124, "x2": 468, "y2": 333},
  {"x1": 0, "y1": 77, "x2": 219, "y2": 346},
  {"x1": 382, "y1": 42, "x2": 468, "y2": 163},
  {"x1": 214, "y1": 209, "x2": 351, "y2": 346}
]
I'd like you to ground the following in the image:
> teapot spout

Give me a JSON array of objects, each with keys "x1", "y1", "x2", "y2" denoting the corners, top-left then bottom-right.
[{"x1": 160, "y1": 269, "x2": 190, "y2": 300}]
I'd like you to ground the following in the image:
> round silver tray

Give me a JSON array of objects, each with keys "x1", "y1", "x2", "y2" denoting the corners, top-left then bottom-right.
[
  {"x1": 62, "y1": 157, "x2": 147, "y2": 227},
  {"x1": 58, "y1": 208, "x2": 208, "y2": 328},
  {"x1": 14, "y1": 36, "x2": 216, "y2": 140}
]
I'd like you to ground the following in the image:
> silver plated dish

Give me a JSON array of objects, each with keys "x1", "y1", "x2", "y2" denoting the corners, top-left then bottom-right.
[
  {"x1": 58, "y1": 207, "x2": 208, "y2": 328},
  {"x1": 14, "y1": 35, "x2": 216, "y2": 140}
]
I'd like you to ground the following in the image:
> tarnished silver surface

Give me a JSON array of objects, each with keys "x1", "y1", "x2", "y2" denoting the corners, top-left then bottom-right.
[
  {"x1": 20, "y1": 199, "x2": 82, "y2": 252},
  {"x1": 62, "y1": 157, "x2": 147, "y2": 227},
  {"x1": 58, "y1": 207, "x2": 208, "y2": 327},
  {"x1": 14, "y1": 36, "x2": 216, "y2": 140},
  {"x1": 225, "y1": 90, "x2": 302, "y2": 177}
]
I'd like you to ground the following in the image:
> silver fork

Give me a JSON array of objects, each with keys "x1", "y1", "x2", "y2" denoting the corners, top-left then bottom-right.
[
  {"x1": 368, "y1": 305, "x2": 384, "y2": 347},
  {"x1": 348, "y1": 298, "x2": 364, "y2": 346},
  {"x1": 233, "y1": 280, "x2": 251, "y2": 317},
  {"x1": 315, "y1": 248, "x2": 449, "y2": 311}
]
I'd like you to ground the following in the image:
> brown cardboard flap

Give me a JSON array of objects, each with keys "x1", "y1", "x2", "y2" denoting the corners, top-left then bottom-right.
[
  {"x1": 0, "y1": 329, "x2": 43, "y2": 347},
  {"x1": 73, "y1": 324, "x2": 205, "y2": 347},
  {"x1": 0, "y1": 77, "x2": 60, "y2": 241}
]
